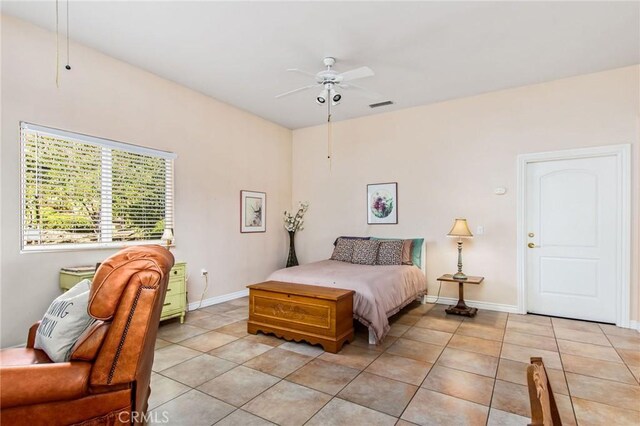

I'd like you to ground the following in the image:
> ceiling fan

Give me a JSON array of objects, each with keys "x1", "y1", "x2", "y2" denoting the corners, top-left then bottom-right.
[{"x1": 275, "y1": 57, "x2": 381, "y2": 105}]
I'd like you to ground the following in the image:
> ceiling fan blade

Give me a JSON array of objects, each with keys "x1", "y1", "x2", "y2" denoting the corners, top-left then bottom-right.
[
  {"x1": 275, "y1": 84, "x2": 317, "y2": 99},
  {"x1": 338, "y1": 66, "x2": 374, "y2": 82},
  {"x1": 339, "y1": 83, "x2": 383, "y2": 100},
  {"x1": 286, "y1": 68, "x2": 318, "y2": 79}
]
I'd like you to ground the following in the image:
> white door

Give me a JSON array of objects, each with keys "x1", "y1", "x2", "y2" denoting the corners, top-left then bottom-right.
[{"x1": 526, "y1": 155, "x2": 618, "y2": 323}]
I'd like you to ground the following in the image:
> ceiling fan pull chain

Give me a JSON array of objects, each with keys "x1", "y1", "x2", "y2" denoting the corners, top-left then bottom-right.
[
  {"x1": 328, "y1": 114, "x2": 332, "y2": 158},
  {"x1": 327, "y1": 101, "x2": 333, "y2": 170},
  {"x1": 55, "y1": 0, "x2": 60, "y2": 87},
  {"x1": 65, "y1": 0, "x2": 71, "y2": 70}
]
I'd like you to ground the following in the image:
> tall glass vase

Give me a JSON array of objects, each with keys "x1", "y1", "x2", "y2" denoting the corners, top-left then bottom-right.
[{"x1": 286, "y1": 231, "x2": 299, "y2": 268}]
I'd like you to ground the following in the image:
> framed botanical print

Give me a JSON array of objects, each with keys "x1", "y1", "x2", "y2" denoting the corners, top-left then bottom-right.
[
  {"x1": 240, "y1": 190, "x2": 266, "y2": 233},
  {"x1": 367, "y1": 182, "x2": 398, "y2": 225}
]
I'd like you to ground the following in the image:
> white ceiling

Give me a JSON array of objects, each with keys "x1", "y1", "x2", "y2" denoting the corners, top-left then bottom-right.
[{"x1": 2, "y1": 1, "x2": 639, "y2": 129}]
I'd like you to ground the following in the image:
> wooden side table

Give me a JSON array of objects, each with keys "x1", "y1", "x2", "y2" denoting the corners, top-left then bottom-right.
[{"x1": 436, "y1": 274, "x2": 484, "y2": 317}]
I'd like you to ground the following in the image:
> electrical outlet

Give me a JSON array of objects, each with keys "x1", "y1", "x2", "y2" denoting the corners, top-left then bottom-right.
[
  {"x1": 200, "y1": 269, "x2": 208, "y2": 276},
  {"x1": 476, "y1": 226, "x2": 484, "y2": 235}
]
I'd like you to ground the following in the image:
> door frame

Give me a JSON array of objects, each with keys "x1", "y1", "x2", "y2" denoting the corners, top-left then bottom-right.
[{"x1": 516, "y1": 144, "x2": 631, "y2": 327}]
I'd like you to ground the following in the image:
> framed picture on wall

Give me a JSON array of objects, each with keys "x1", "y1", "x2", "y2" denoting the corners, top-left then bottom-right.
[
  {"x1": 367, "y1": 182, "x2": 398, "y2": 225},
  {"x1": 240, "y1": 190, "x2": 266, "y2": 233}
]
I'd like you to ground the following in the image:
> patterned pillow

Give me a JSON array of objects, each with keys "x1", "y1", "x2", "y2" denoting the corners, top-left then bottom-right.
[
  {"x1": 333, "y1": 236, "x2": 370, "y2": 246},
  {"x1": 331, "y1": 238, "x2": 356, "y2": 262},
  {"x1": 402, "y1": 239, "x2": 414, "y2": 265},
  {"x1": 351, "y1": 240, "x2": 381, "y2": 265},
  {"x1": 372, "y1": 237, "x2": 423, "y2": 268},
  {"x1": 377, "y1": 240, "x2": 404, "y2": 265}
]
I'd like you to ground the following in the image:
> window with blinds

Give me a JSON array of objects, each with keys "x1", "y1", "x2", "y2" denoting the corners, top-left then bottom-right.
[{"x1": 20, "y1": 122, "x2": 176, "y2": 251}]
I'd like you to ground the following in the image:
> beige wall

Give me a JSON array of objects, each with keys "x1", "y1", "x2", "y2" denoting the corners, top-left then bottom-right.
[
  {"x1": 0, "y1": 16, "x2": 292, "y2": 347},
  {"x1": 1, "y1": 16, "x2": 638, "y2": 349},
  {"x1": 292, "y1": 66, "x2": 639, "y2": 321}
]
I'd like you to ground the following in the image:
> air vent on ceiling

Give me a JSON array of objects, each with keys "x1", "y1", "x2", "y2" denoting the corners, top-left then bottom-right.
[{"x1": 369, "y1": 101, "x2": 394, "y2": 108}]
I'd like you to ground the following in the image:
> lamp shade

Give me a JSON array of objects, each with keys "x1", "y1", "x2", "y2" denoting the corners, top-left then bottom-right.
[
  {"x1": 447, "y1": 219, "x2": 473, "y2": 238},
  {"x1": 161, "y1": 228, "x2": 174, "y2": 242}
]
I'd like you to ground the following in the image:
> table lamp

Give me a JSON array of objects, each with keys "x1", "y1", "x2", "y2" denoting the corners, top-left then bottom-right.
[
  {"x1": 447, "y1": 218, "x2": 473, "y2": 280},
  {"x1": 161, "y1": 228, "x2": 174, "y2": 249}
]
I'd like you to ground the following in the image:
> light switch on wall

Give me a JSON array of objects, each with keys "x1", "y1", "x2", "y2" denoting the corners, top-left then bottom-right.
[{"x1": 476, "y1": 226, "x2": 484, "y2": 235}]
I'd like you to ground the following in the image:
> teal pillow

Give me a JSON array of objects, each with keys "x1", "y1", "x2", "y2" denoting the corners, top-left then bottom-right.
[
  {"x1": 411, "y1": 238, "x2": 424, "y2": 268},
  {"x1": 371, "y1": 237, "x2": 424, "y2": 269}
]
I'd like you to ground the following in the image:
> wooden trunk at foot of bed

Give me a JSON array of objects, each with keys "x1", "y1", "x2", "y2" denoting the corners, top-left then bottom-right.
[{"x1": 246, "y1": 281, "x2": 355, "y2": 353}]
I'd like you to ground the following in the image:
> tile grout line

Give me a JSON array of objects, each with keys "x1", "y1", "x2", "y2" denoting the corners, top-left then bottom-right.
[
  {"x1": 310, "y1": 340, "x2": 388, "y2": 418},
  {"x1": 231, "y1": 341, "x2": 363, "y2": 424},
  {"x1": 152, "y1": 317, "x2": 276, "y2": 413},
  {"x1": 301, "y1": 305, "x2": 452, "y2": 422},
  {"x1": 151, "y1": 351, "x2": 242, "y2": 411},
  {"x1": 483, "y1": 313, "x2": 510, "y2": 426},
  {"x1": 334, "y1": 323, "x2": 422, "y2": 422},
  {"x1": 395, "y1": 311, "x2": 464, "y2": 423},
  {"x1": 154, "y1": 304, "x2": 382, "y2": 424},
  {"x1": 261, "y1": 342, "x2": 389, "y2": 424},
  {"x1": 207, "y1": 345, "x2": 318, "y2": 424},
  {"x1": 550, "y1": 318, "x2": 578, "y2": 424},
  {"x1": 154, "y1": 331, "x2": 244, "y2": 376},
  {"x1": 599, "y1": 323, "x2": 640, "y2": 384},
  {"x1": 415, "y1": 320, "x2": 506, "y2": 379}
]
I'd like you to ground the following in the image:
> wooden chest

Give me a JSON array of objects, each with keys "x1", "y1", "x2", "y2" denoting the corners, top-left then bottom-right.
[{"x1": 247, "y1": 281, "x2": 354, "y2": 353}]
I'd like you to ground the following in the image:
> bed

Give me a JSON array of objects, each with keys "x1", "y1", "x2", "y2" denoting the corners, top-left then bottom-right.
[{"x1": 267, "y1": 258, "x2": 427, "y2": 344}]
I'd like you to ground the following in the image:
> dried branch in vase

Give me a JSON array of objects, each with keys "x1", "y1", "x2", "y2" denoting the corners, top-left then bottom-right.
[{"x1": 283, "y1": 201, "x2": 309, "y2": 233}]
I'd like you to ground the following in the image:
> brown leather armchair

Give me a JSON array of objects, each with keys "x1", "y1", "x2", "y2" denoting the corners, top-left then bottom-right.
[{"x1": 0, "y1": 245, "x2": 175, "y2": 425}]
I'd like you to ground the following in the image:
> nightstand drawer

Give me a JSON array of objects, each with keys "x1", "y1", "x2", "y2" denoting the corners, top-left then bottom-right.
[
  {"x1": 169, "y1": 265, "x2": 186, "y2": 280},
  {"x1": 162, "y1": 292, "x2": 185, "y2": 315},
  {"x1": 60, "y1": 261, "x2": 188, "y2": 324},
  {"x1": 60, "y1": 270, "x2": 95, "y2": 291},
  {"x1": 167, "y1": 276, "x2": 185, "y2": 294}
]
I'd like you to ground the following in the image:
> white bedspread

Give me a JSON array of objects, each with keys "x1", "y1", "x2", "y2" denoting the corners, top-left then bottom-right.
[{"x1": 267, "y1": 260, "x2": 427, "y2": 343}]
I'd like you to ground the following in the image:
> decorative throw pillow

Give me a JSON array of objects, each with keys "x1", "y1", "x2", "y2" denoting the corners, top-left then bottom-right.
[
  {"x1": 411, "y1": 238, "x2": 424, "y2": 267},
  {"x1": 331, "y1": 238, "x2": 356, "y2": 262},
  {"x1": 35, "y1": 279, "x2": 96, "y2": 362},
  {"x1": 372, "y1": 237, "x2": 424, "y2": 268},
  {"x1": 402, "y1": 239, "x2": 414, "y2": 265},
  {"x1": 377, "y1": 240, "x2": 404, "y2": 265},
  {"x1": 351, "y1": 240, "x2": 381, "y2": 265},
  {"x1": 333, "y1": 236, "x2": 370, "y2": 246}
]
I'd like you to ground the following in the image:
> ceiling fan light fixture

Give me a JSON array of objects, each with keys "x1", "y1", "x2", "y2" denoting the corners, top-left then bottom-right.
[
  {"x1": 316, "y1": 88, "x2": 328, "y2": 105},
  {"x1": 330, "y1": 89, "x2": 342, "y2": 105}
]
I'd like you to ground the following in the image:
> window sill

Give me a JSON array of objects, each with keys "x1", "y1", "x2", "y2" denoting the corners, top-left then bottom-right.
[{"x1": 21, "y1": 240, "x2": 175, "y2": 254}]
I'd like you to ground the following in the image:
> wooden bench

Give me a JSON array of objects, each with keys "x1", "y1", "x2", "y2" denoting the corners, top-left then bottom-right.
[{"x1": 246, "y1": 281, "x2": 354, "y2": 353}]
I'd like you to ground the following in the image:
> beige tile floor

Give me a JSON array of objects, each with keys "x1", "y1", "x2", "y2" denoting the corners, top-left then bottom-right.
[{"x1": 149, "y1": 298, "x2": 640, "y2": 425}]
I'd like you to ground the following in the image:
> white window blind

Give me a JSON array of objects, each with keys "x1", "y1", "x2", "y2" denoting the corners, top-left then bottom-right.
[{"x1": 20, "y1": 122, "x2": 176, "y2": 251}]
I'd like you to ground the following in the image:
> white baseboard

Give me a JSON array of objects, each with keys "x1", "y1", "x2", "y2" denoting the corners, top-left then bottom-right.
[
  {"x1": 628, "y1": 320, "x2": 640, "y2": 331},
  {"x1": 426, "y1": 296, "x2": 640, "y2": 330},
  {"x1": 187, "y1": 289, "x2": 249, "y2": 311},
  {"x1": 425, "y1": 295, "x2": 520, "y2": 314}
]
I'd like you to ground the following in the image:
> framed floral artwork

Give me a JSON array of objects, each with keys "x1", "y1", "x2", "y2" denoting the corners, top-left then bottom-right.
[
  {"x1": 240, "y1": 190, "x2": 266, "y2": 233},
  {"x1": 367, "y1": 182, "x2": 398, "y2": 224}
]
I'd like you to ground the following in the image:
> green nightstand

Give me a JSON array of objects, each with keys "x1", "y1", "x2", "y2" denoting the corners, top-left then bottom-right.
[
  {"x1": 60, "y1": 262, "x2": 187, "y2": 323},
  {"x1": 60, "y1": 266, "x2": 96, "y2": 291}
]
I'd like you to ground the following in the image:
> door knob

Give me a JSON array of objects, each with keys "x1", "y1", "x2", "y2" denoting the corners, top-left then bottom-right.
[{"x1": 528, "y1": 243, "x2": 537, "y2": 248}]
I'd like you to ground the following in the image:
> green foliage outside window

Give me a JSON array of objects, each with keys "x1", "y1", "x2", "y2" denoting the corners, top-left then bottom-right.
[{"x1": 23, "y1": 135, "x2": 169, "y2": 246}]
